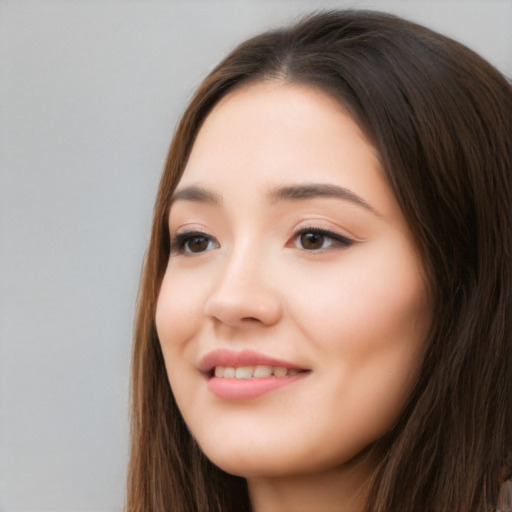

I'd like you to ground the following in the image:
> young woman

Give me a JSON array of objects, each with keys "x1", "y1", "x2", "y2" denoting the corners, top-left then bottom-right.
[{"x1": 126, "y1": 10, "x2": 511, "y2": 512}]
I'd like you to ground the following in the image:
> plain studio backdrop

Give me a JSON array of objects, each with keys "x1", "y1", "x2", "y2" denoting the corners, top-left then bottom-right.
[{"x1": 0, "y1": 1, "x2": 510, "y2": 510}]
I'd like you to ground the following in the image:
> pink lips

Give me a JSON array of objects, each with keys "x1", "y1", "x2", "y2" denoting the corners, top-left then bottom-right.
[{"x1": 199, "y1": 349, "x2": 309, "y2": 400}]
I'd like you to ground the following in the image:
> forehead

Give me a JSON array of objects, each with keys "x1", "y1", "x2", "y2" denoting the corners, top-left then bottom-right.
[{"x1": 178, "y1": 81, "x2": 399, "y2": 219}]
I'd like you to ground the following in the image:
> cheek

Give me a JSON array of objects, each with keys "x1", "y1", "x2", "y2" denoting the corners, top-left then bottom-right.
[
  {"x1": 292, "y1": 236, "x2": 429, "y2": 354},
  {"x1": 156, "y1": 264, "x2": 205, "y2": 339},
  {"x1": 155, "y1": 268, "x2": 206, "y2": 378},
  {"x1": 288, "y1": 238, "x2": 430, "y2": 423},
  {"x1": 155, "y1": 267, "x2": 209, "y2": 421}
]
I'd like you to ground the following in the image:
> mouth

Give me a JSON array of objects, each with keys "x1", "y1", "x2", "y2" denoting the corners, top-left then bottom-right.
[
  {"x1": 199, "y1": 349, "x2": 310, "y2": 399},
  {"x1": 210, "y1": 365, "x2": 305, "y2": 379}
]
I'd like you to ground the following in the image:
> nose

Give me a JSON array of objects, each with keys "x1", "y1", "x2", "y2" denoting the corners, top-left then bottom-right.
[{"x1": 203, "y1": 246, "x2": 283, "y2": 328}]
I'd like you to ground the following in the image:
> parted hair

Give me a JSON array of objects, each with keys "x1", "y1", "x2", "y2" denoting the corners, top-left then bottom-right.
[{"x1": 126, "y1": 10, "x2": 512, "y2": 512}]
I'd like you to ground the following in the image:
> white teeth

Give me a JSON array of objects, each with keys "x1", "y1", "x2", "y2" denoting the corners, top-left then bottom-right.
[
  {"x1": 253, "y1": 365, "x2": 273, "y2": 378},
  {"x1": 213, "y1": 365, "x2": 300, "y2": 378},
  {"x1": 235, "y1": 366, "x2": 252, "y2": 379},
  {"x1": 223, "y1": 367, "x2": 235, "y2": 378},
  {"x1": 273, "y1": 366, "x2": 287, "y2": 377}
]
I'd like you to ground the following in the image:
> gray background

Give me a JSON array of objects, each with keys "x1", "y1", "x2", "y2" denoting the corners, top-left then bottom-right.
[{"x1": 1, "y1": 0, "x2": 511, "y2": 510}]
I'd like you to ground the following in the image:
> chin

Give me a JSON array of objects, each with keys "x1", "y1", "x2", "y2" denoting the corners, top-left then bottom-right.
[
  {"x1": 196, "y1": 435, "x2": 370, "y2": 480},
  {"x1": 207, "y1": 453, "x2": 306, "y2": 479},
  {"x1": 197, "y1": 440, "x2": 282, "y2": 477}
]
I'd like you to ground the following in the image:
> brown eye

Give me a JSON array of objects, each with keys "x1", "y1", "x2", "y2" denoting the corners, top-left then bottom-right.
[
  {"x1": 172, "y1": 232, "x2": 219, "y2": 255},
  {"x1": 185, "y1": 235, "x2": 209, "y2": 253},
  {"x1": 300, "y1": 231, "x2": 325, "y2": 250},
  {"x1": 294, "y1": 228, "x2": 353, "y2": 251}
]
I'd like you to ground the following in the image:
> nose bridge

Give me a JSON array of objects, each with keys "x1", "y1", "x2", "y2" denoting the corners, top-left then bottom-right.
[
  {"x1": 224, "y1": 236, "x2": 261, "y2": 286},
  {"x1": 203, "y1": 236, "x2": 282, "y2": 326}
]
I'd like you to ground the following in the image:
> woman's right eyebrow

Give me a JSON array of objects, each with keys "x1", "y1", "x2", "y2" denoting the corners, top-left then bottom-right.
[{"x1": 170, "y1": 185, "x2": 223, "y2": 206}]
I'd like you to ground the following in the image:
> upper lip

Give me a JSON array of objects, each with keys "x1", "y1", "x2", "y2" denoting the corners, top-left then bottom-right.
[{"x1": 199, "y1": 349, "x2": 306, "y2": 374}]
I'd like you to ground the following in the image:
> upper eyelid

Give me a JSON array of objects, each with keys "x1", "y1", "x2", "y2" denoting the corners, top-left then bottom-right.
[
  {"x1": 292, "y1": 221, "x2": 357, "y2": 241},
  {"x1": 296, "y1": 226, "x2": 349, "y2": 237},
  {"x1": 293, "y1": 227, "x2": 354, "y2": 246},
  {"x1": 169, "y1": 221, "x2": 213, "y2": 236},
  {"x1": 171, "y1": 229, "x2": 216, "y2": 242},
  {"x1": 173, "y1": 227, "x2": 210, "y2": 236}
]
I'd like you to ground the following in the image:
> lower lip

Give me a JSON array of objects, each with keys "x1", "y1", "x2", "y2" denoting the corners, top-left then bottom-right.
[{"x1": 206, "y1": 373, "x2": 308, "y2": 399}]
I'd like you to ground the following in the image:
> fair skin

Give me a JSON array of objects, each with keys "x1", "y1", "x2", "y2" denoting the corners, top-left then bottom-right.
[{"x1": 155, "y1": 81, "x2": 432, "y2": 512}]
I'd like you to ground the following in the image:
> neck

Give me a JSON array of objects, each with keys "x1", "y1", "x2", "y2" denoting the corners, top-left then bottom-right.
[{"x1": 247, "y1": 454, "x2": 375, "y2": 512}]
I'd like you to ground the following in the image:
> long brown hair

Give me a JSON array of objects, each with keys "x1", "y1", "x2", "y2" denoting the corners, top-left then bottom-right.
[{"x1": 126, "y1": 10, "x2": 512, "y2": 512}]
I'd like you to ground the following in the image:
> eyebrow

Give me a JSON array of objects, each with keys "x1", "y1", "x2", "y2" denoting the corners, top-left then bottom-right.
[
  {"x1": 170, "y1": 183, "x2": 378, "y2": 215},
  {"x1": 170, "y1": 186, "x2": 222, "y2": 205},
  {"x1": 269, "y1": 183, "x2": 379, "y2": 215}
]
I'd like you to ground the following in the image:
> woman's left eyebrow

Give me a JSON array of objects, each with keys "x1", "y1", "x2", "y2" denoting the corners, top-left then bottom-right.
[{"x1": 268, "y1": 183, "x2": 380, "y2": 216}]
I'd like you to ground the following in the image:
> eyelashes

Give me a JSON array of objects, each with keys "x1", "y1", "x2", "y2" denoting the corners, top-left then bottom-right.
[
  {"x1": 170, "y1": 227, "x2": 354, "y2": 256},
  {"x1": 171, "y1": 231, "x2": 220, "y2": 255},
  {"x1": 292, "y1": 227, "x2": 353, "y2": 251}
]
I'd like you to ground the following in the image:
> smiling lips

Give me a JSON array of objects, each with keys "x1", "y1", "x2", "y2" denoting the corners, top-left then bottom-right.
[{"x1": 200, "y1": 349, "x2": 310, "y2": 399}]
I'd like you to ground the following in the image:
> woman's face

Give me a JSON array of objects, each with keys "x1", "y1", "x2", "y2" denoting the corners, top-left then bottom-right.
[{"x1": 155, "y1": 82, "x2": 431, "y2": 479}]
